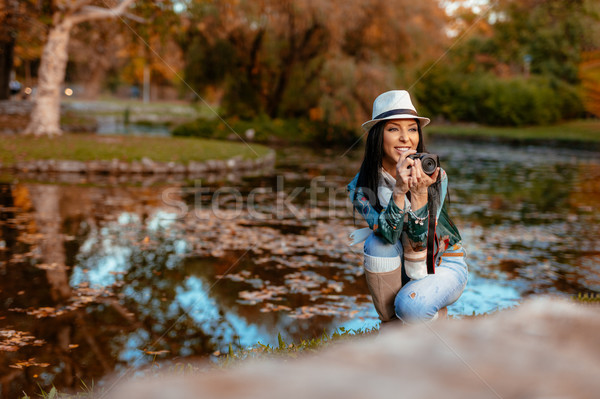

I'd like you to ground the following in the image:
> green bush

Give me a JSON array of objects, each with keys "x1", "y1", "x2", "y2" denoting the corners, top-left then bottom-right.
[
  {"x1": 415, "y1": 68, "x2": 585, "y2": 126},
  {"x1": 172, "y1": 116, "x2": 359, "y2": 147}
]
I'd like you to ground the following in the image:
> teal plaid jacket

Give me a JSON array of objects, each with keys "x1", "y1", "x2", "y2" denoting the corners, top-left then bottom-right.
[{"x1": 347, "y1": 168, "x2": 461, "y2": 254}]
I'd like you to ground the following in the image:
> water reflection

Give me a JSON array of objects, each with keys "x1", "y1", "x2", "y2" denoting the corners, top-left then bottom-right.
[
  {"x1": 1, "y1": 141, "x2": 599, "y2": 397},
  {"x1": 95, "y1": 115, "x2": 170, "y2": 137},
  {"x1": 432, "y1": 141, "x2": 600, "y2": 297}
]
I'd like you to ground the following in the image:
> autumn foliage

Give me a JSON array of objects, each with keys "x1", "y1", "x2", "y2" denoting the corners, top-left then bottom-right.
[
  {"x1": 580, "y1": 50, "x2": 600, "y2": 118},
  {"x1": 7, "y1": 0, "x2": 600, "y2": 134},
  {"x1": 414, "y1": 0, "x2": 600, "y2": 126},
  {"x1": 178, "y1": 0, "x2": 448, "y2": 128}
]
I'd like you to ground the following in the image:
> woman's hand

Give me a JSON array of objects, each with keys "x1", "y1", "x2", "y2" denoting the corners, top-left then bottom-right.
[
  {"x1": 409, "y1": 159, "x2": 440, "y2": 195},
  {"x1": 393, "y1": 150, "x2": 417, "y2": 196},
  {"x1": 408, "y1": 159, "x2": 440, "y2": 211},
  {"x1": 392, "y1": 152, "x2": 440, "y2": 209}
]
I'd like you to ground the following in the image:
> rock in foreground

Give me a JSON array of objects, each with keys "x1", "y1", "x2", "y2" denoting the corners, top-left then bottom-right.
[{"x1": 107, "y1": 297, "x2": 600, "y2": 399}]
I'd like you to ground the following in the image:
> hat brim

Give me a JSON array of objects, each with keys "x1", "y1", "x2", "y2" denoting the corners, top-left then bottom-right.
[{"x1": 361, "y1": 114, "x2": 430, "y2": 132}]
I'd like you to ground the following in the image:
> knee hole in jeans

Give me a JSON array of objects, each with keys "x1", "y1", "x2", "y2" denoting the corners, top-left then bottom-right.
[{"x1": 395, "y1": 292, "x2": 437, "y2": 322}]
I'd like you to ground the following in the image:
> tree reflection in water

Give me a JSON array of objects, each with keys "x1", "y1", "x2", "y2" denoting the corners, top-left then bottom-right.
[{"x1": 0, "y1": 178, "x2": 375, "y2": 397}]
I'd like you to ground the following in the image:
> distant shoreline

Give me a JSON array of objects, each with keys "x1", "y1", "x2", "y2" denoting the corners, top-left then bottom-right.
[
  {"x1": 427, "y1": 132, "x2": 600, "y2": 151},
  {"x1": 426, "y1": 119, "x2": 600, "y2": 151}
]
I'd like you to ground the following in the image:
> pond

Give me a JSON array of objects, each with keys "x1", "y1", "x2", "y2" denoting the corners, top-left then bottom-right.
[
  {"x1": 94, "y1": 115, "x2": 171, "y2": 136},
  {"x1": 1, "y1": 139, "x2": 599, "y2": 397}
]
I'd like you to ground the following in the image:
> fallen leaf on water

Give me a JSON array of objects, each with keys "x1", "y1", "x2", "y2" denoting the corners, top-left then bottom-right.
[
  {"x1": 143, "y1": 349, "x2": 170, "y2": 356},
  {"x1": 9, "y1": 358, "x2": 50, "y2": 369},
  {"x1": 1, "y1": 330, "x2": 45, "y2": 352},
  {"x1": 26, "y1": 307, "x2": 65, "y2": 318},
  {"x1": 35, "y1": 263, "x2": 69, "y2": 271},
  {"x1": 260, "y1": 303, "x2": 292, "y2": 313},
  {"x1": 238, "y1": 285, "x2": 287, "y2": 305}
]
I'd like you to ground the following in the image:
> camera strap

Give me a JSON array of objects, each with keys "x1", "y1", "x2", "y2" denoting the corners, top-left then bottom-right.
[
  {"x1": 426, "y1": 198, "x2": 437, "y2": 274},
  {"x1": 426, "y1": 172, "x2": 441, "y2": 274}
]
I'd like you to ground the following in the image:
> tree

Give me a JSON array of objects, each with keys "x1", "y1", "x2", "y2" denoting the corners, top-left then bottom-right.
[
  {"x1": 68, "y1": 19, "x2": 128, "y2": 99},
  {"x1": 0, "y1": 0, "x2": 17, "y2": 99},
  {"x1": 178, "y1": 0, "x2": 448, "y2": 127},
  {"x1": 468, "y1": 0, "x2": 599, "y2": 83},
  {"x1": 580, "y1": 50, "x2": 600, "y2": 117},
  {"x1": 0, "y1": 0, "x2": 37, "y2": 99},
  {"x1": 23, "y1": 0, "x2": 141, "y2": 137},
  {"x1": 65, "y1": 0, "x2": 180, "y2": 100},
  {"x1": 414, "y1": 0, "x2": 600, "y2": 125},
  {"x1": 180, "y1": 0, "x2": 332, "y2": 119}
]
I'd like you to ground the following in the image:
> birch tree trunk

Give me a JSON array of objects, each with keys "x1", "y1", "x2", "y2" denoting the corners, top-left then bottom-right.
[
  {"x1": 23, "y1": 0, "x2": 139, "y2": 137},
  {"x1": 23, "y1": 19, "x2": 73, "y2": 137}
]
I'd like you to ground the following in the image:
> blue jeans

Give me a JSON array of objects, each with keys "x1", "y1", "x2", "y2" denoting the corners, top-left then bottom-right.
[{"x1": 363, "y1": 233, "x2": 468, "y2": 323}]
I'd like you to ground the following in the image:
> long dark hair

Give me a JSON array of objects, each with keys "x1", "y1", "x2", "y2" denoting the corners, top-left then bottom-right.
[{"x1": 355, "y1": 119, "x2": 442, "y2": 213}]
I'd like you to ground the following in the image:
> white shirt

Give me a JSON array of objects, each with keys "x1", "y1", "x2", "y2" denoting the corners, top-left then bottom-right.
[{"x1": 378, "y1": 168, "x2": 411, "y2": 215}]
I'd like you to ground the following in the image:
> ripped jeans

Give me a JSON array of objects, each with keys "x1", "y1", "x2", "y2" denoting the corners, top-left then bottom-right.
[{"x1": 363, "y1": 233, "x2": 468, "y2": 323}]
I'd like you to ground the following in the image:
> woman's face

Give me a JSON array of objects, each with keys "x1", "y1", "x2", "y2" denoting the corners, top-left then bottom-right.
[{"x1": 381, "y1": 119, "x2": 419, "y2": 174}]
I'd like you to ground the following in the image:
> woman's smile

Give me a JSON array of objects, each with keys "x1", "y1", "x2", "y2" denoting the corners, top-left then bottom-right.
[{"x1": 394, "y1": 146, "x2": 412, "y2": 154}]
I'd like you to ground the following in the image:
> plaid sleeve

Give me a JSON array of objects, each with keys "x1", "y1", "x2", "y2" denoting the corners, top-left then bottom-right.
[{"x1": 348, "y1": 186, "x2": 405, "y2": 244}]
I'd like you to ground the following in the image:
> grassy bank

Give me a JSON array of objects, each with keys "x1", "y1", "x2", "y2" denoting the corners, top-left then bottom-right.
[
  {"x1": 0, "y1": 134, "x2": 271, "y2": 165},
  {"x1": 426, "y1": 119, "x2": 600, "y2": 144}
]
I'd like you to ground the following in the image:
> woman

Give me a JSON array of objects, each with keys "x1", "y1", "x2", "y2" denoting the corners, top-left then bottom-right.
[{"x1": 347, "y1": 90, "x2": 468, "y2": 323}]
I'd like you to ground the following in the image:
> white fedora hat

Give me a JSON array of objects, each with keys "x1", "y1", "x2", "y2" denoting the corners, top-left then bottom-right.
[{"x1": 361, "y1": 90, "x2": 430, "y2": 132}]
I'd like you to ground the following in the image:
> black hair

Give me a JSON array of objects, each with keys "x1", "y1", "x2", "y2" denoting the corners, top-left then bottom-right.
[{"x1": 354, "y1": 119, "x2": 441, "y2": 212}]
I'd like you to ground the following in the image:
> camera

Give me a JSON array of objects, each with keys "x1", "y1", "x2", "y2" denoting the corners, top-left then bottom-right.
[{"x1": 407, "y1": 153, "x2": 439, "y2": 175}]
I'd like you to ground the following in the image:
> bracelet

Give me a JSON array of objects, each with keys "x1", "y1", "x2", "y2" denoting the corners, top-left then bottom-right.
[{"x1": 408, "y1": 210, "x2": 428, "y2": 225}]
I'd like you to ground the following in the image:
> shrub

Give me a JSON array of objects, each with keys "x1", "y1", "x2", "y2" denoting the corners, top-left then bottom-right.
[
  {"x1": 415, "y1": 68, "x2": 585, "y2": 126},
  {"x1": 172, "y1": 116, "x2": 359, "y2": 147}
]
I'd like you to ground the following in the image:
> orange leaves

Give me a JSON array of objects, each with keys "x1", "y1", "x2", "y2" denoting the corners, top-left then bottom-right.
[
  {"x1": 35, "y1": 262, "x2": 69, "y2": 271},
  {"x1": 143, "y1": 349, "x2": 170, "y2": 356},
  {"x1": 0, "y1": 330, "x2": 45, "y2": 352},
  {"x1": 140, "y1": 235, "x2": 159, "y2": 250},
  {"x1": 288, "y1": 304, "x2": 342, "y2": 319},
  {"x1": 579, "y1": 51, "x2": 600, "y2": 118},
  {"x1": 239, "y1": 286, "x2": 287, "y2": 305},
  {"x1": 260, "y1": 303, "x2": 292, "y2": 313},
  {"x1": 9, "y1": 358, "x2": 50, "y2": 369},
  {"x1": 9, "y1": 284, "x2": 116, "y2": 318},
  {"x1": 170, "y1": 202, "x2": 367, "y2": 320},
  {"x1": 25, "y1": 307, "x2": 64, "y2": 318}
]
